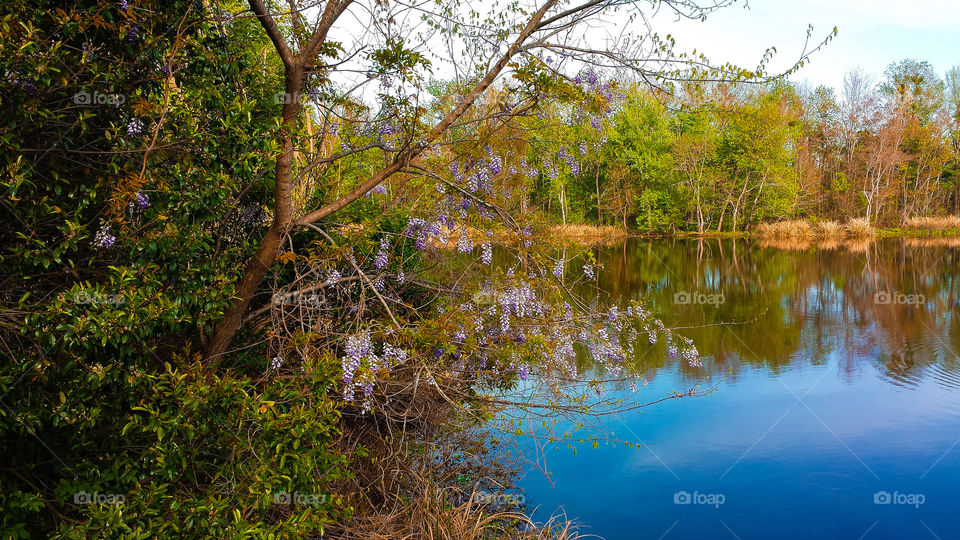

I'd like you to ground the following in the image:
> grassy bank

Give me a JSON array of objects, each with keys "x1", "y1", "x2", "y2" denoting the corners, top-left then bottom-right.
[{"x1": 755, "y1": 216, "x2": 960, "y2": 240}]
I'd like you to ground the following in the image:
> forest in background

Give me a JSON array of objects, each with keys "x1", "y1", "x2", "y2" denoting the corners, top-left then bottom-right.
[{"x1": 492, "y1": 61, "x2": 960, "y2": 232}]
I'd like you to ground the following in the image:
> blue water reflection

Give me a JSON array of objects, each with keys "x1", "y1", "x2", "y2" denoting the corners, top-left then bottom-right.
[{"x1": 516, "y1": 237, "x2": 960, "y2": 539}]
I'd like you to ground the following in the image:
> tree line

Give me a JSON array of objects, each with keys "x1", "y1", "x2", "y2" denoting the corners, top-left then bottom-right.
[{"x1": 499, "y1": 60, "x2": 960, "y2": 232}]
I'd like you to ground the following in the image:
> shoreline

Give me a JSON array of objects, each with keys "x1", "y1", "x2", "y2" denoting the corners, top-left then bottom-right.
[{"x1": 544, "y1": 223, "x2": 960, "y2": 243}]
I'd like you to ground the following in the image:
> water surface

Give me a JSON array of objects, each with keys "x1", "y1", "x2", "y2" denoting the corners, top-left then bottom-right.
[{"x1": 517, "y1": 237, "x2": 960, "y2": 539}]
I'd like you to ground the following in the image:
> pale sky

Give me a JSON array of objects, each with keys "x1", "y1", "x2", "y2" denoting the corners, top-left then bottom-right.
[{"x1": 649, "y1": 0, "x2": 960, "y2": 92}]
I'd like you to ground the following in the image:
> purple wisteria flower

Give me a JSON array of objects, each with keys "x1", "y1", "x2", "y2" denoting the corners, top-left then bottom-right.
[
  {"x1": 374, "y1": 237, "x2": 390, "y2": 270},
  {"x1": 366, "y1": 184, "x2": 388, "y2": 197},
  {"x1": 481, "y1": 243, "x2": 493, "y2": 265},
  {"x1": 552, "y1": 257, "x2": 564, "y2": 278},
  {"x1": 126, "y1": 118, "x2": 143, "y2": 136},
  {"x1": 487, "y1": 153, "x2": 502, "y2": 176},
  {"x1": 457, "y1": 231, "x2": 473, "y2": 253},
  {"x1": 382, "y1": 343, "x2": 408, "y2": 367},
  {"x1": 93, "y1": 225, "x2": 116, "y2": 249},
  {"x1": 586, "y1": 69, "x2": 600, "y2": 86},
  {"x1": 683, "y1": 344, "x2": 702, "y2": 367},
  {"x1": 583, "y1": 263, "x2": 594, "y2": 279},
  {"x1": 134, "y1": 191, "x2": 149, "y2": 210},
  {"x1": 342, "y1": 332, "x2": 375, "y2": 400}
]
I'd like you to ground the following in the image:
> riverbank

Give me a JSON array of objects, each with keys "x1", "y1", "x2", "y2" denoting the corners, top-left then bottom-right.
[
  {"x1": 544, "y1": 216, "x2": 960, "y2": 243},
  {"x1": 431, "y1": 216, "x2": 960, "y2": 252}
]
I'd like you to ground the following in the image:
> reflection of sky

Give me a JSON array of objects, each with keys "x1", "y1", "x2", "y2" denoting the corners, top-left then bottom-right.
[{"x1": 515, "y1": 239, "x2": 960, "y2": 539}]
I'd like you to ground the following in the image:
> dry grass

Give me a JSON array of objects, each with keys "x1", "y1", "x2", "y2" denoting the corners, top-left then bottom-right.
[
  {"x1": 756, "y1": 220, "x2": 814, "y2": 239},
  {"x1": 815, "y1": 220, "x2": 845, "y2": 239},
  {"x1": 333, "y1": 485, "x2": 581, "y2": 539},
  {"x1": 434, "y1": 224, "x2": 628, "y2": 249},
  {"x1": 845, "y1": 217, "x2": 876, "y2": 238},
  {"x1": 904, "y1": 215, "x2": 960, "y2": 230},
  {"x1": 318, "y1": 359, "x2": 585, "y2": 540},
  {"x1": 549, "y1": 224, "x2": 629, "y2": 245},
  {"x1": 757, "y1": 218, "x2": 881, "y2": 240}
]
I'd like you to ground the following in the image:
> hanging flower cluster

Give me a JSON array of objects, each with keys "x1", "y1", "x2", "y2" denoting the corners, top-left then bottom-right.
[
  {"x1": 374, "y1": 237, "x2": 390, "y2": 270},
  {"x1": 93, "y1": 224, "x2": 116, "y2": 250},
  {"x1": 341, "y1": 331, "x2": 409, "y2": 407}
]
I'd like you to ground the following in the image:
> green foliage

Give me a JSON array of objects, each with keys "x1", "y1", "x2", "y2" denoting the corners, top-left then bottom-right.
[{"x1": 1, "y1": 2, "x2": 353, "y2": 536}]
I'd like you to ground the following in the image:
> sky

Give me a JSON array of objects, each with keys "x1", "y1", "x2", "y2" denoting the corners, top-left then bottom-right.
[{"x1": 649, "y1": 0, "x2": 960, "y2": 93}]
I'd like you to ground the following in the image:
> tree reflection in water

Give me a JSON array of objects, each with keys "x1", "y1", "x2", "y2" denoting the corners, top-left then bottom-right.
[{"x1": 567, "y1": 237, "x2": 960, "y2": 389}]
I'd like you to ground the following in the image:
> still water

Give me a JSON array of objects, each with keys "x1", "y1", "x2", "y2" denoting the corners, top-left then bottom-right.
[{"x1": 517, "y1": 237, "x2": 960, "y2": 539}]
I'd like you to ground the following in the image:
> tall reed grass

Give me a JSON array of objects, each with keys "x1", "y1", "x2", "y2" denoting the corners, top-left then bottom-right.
[
  {"x1": 904, "y1": 216, "x2": 960, "y2": 230},
  {"x1": 844, "y1": 217, "x2": 875, "y2": 238}
]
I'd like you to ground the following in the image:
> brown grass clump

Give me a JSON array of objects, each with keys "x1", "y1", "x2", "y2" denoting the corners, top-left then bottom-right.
[
  {"x1": 755, "y1": 222, "x2": 775, "y2": 237},
  {"x1": 335, "y1": 484, "x2": 581, "y2": 539},
  {"x1": 845, "y1": 217, "x2": 876, "y2": 238},
  {"x1": 815, "y1": 220, "x2": 845, "y2": 239},
  {"x1": 756, "y1": 220, "x2": 813, "y2": 239},
  {"x1": 549, "y1": 224, "x2": 629, "y2": 245},
  {"x1": 904, "y1": 216, "x2": 960, "y2": 230}
]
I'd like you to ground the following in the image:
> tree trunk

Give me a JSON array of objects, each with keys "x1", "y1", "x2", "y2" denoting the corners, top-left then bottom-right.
[
  {"x1": 203, "y1": 0, "x2": 561, "y2": 360},
  {"x1": 595, "y1": 165, "x2": 602, "y2": 224},
  {"x1": 204, "y1": 65, "x2": 302, "y2": 360},
  {"x1": 560, "y1": 184, "x2": 567, "y2": 224}
]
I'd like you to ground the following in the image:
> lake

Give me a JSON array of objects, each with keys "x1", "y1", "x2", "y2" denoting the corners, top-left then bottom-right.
[{"x1": 515, "y1": 237, "x2": 960, "y2": 539}]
